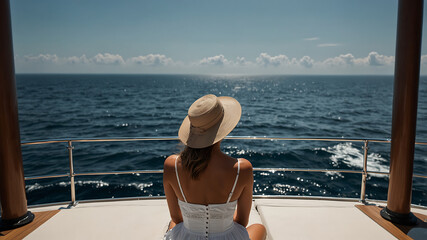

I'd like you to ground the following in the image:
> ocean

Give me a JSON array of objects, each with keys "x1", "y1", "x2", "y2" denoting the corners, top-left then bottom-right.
[{"x1": 15, "y1": 74, "x2": 427, "y2": 206}]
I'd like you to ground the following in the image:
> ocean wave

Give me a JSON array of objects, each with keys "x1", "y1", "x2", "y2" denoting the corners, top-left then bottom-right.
[{"x1": 315, "y1": 142, "x2": 389, "y2": 175}]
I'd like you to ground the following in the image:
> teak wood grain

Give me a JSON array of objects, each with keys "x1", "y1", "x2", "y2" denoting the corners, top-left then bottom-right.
[
  {"x1": 356, "y1": 204, "x2": 426, "y2": 240},
  {"x1": 0, "y1": 210, "x2": 60, "y2": 240}
]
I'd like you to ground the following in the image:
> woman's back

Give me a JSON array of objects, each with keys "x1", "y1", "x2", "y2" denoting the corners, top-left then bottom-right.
[
  {"x1": 163, "y1": 148, "x2": 253, "y2": 239},
  {"x1": 173, "y1": 147, "x2": 252, "y2": 205}
]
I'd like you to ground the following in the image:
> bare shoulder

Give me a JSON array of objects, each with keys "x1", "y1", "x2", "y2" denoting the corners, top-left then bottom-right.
[
  {"x1": 163, "y1": 154, "x2": 178, "y2": 175},
  {"x1": 237, "y1": 158, "x2": 253, "y2": 169},
  {"x1": 237, "y1": 158, "x2": 253, "y2": 174}
]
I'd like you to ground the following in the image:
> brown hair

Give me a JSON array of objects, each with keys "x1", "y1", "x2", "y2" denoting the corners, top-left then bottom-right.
[{"x1": 180, "y1": 145, "x2": 214, "y2": 179}]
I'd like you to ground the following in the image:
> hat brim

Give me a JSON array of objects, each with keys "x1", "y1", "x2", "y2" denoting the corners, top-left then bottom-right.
[{"x1": 178, "y1": 96, "x2": 241, "y2": 148}]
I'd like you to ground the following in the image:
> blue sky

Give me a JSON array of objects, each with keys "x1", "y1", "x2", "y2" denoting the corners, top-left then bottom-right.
[{"x1": 10, "y1": 0, "x2": 427, "y2": 74}]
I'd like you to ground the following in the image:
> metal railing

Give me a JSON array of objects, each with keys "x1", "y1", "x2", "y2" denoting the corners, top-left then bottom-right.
[{"x1": 21, "y1": 136, "x2": 427, "y2": 205}]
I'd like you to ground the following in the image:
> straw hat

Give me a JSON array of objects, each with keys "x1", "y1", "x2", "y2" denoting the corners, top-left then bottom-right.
[{"x1": 178, "y1": 94, "x2": 241, "y2": 148}]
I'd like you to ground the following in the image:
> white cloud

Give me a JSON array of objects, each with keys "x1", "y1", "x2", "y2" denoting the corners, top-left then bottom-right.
[
  {"x1": 92, "y1": 53, "x2": 125, "y2": 65},
  {"x1": 236, "y1": 56, "x2": 247, "y2": 65},
  {"x1": 128, "y1": 54, "x2": 173, "y2": 66},
  {"x1": 256, "y1": 53, "x2": 294, "y2": 67},
  {"x1": 24, "y1": 54, "x2": 59, "y2": 63},
  {"x1": 304, "y1": 37, "x2": 319, "y2": 41},
  {"x1": 199, "y1": 54, "x2": 229, "y2": 66},
  {"x1": 67, "y1": 54, "x2": 90, "y2": 64},
  {"x1": 17, "y1": 51, "x2": 400, "y2": 74},
  {"x1": 421, "y1": 55, "x2": 427, "y2": 65},
  {"x1": 256, "y1": 53, "x2": 318, "y2": 68},
  {"x1": 321, "y1": 52, "x2": 393, "y2": 67},
  {"x1": 299, "y1": 56, "x2": 314, "y2": 68},
  {"x1": 367, "y1": 51, "x2": 394, "y2": 66},
  {"x1": 195, "y1": 55, "x2": 253, "y2": 68},
  {"x1": 323, "y1": 53, "x2": 357, "y2": 66},
  {"x1": 318, "y1": 43, "x2": 341, "y2": 47}
]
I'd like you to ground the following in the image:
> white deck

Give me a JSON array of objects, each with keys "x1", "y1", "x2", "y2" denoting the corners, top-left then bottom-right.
[{"x1": 24, "y1": 198, "x2": 427, "y2": 240}]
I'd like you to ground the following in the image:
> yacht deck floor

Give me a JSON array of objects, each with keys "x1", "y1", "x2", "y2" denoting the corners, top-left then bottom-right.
[{"x1": 1, "y1": 198, "x2": 426, "y2": 240}]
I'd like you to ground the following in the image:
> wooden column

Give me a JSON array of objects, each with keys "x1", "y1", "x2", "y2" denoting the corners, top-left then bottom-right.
[
  {"x1": 380, "y1": 0, "x2": 423, "y2": 226},
  {"x1": 0, "y1": 0, "x2": 34, "y2": 230}
]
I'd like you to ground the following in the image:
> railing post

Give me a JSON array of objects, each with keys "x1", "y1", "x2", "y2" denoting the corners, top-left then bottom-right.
[
  {"x1": 360, "y1": 140, "x2": 369, "y2": 203},
  {"x1": 67, "y1": 141, "x2": 76, "y2": 205}
]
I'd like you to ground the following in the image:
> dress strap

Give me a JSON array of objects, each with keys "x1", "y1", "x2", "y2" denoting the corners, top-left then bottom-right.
[
  {"x1": 227, "y1": 159, "x2": 241, "y2": 203},
  {"x1": 175, "y1": 156, "x2": 188, "y2": 203}
]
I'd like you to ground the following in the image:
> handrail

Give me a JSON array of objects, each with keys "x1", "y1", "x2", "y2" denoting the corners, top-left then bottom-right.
[
  {"x1": 21, "y1": 135, "x2": 427, "y2": 145},
  {"x1": 21, "y1": 136, "x2": 427, "y2": 205},
  {"x1": 24, "y1": 168, "x2": 427, "y2": 181}
]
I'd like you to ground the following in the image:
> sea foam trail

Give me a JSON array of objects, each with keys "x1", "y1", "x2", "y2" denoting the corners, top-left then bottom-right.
[{"x1": 316, "y1": 142, "x2": 389, "y2": 176}]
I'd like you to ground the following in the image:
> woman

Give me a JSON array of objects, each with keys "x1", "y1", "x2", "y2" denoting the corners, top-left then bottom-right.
[{"x1": 163, "y1": 94, "x2": 267, "y2": 240}]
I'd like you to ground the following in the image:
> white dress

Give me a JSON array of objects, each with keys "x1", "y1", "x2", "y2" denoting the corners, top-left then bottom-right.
[{"x1": 163, "y1": 158, "x2": 250, "y2": 240}]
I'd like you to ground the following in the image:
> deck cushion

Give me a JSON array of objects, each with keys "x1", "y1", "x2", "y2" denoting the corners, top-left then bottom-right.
[
  {"x1": 254, "y1": 198, "x2": 397, "y2": 240},
  {"x1": 26, "y1": 199, "x2": 263, "y2": 240}
]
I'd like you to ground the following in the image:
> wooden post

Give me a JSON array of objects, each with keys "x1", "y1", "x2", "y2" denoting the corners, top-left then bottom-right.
[
  {"x1": 380, "y1": 0, "x2": 423, "y2": 226},
  {"x1": 0, "y1": 0, "x2": 34, "y2": 230}
]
